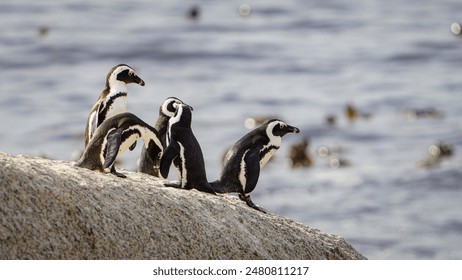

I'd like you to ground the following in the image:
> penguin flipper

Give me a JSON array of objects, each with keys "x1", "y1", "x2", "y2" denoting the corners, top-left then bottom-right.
[
  {"x1": 103, "y1": 129, "x2": 122, "y2": 169},
  {"x1": 243, "y1": 149, "x2": 261, "y2": 194},
  {"x1": 159, "y1": 141, "x2": 180, "y2": 179}
]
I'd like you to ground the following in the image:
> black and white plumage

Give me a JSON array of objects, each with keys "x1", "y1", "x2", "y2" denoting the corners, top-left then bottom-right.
[
  {"x1": 84, "y1": 64, "x2": 145, "y2": 148},
  {"x1": 159, "y1": 103, "x2": 215, "y2": 194},
  {"x1": 210, "y1": 119, "x2": 300, "y2": 212},
  {"x1": 138, "y1": 97, "x2": 183, "y2": 177},
  {"x1": 76, "y1": 112, "x2": 163, "y2": 178}
]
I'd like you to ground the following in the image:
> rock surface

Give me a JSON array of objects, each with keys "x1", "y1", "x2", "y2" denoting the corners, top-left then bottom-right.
[{"x1": 0, "y1": 152, "x2": 366, "y2": 260}]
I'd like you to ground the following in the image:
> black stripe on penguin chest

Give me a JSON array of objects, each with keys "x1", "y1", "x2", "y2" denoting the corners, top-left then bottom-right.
[
  {"x1": 99, "y1": 92, "x2": 127, "y2": 121},
  {"x1": 259, "y1": 145, "x2": 279, "y2": 166},
  {"x1": 121, "y1": 128, "x2": 142, "y2": 144}
]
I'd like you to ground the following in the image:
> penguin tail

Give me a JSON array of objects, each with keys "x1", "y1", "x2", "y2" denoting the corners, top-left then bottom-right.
[
  {"x1": 198, "y1": 183, "x2": 217, "y2": 195},
  {"x1": 209, "y1": 180, "x2": 225, "y2": 194}
]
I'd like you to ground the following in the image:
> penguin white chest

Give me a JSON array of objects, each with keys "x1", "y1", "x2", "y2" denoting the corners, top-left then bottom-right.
[
  {"x1": 259, "y1": 135, "x2": 281, "y2": 167},
  {"x1": 238, "y1": 150, "x2": 249, "y2": 189},
  {"x1": 178, "y1": 142, "x2": 187, "y2": 188},
  {"x1": 259, "y1": 146, "x2": 279, "y2": 167},
  {"x1": 118, "y1": 131, "x2": 139, "y2": 154},
  {"x1": 107, "y1": 95, "x2": 127, "y2": 119}
]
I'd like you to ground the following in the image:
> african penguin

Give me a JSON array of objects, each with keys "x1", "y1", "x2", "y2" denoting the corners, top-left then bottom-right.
[
  {"x1": 159, "y1": 103, "x2": 215, "y2": 194},
  {"x1": 84, "y1": 64, "x2": 145, "y2": 148},
  {"x1": 210, "y1": 119, "x2": 300, "y2": 212},
  {"x1": 138, "y1": 97, "x2": 184, "y2": 177},
  {"x1": 76, "y1": 112, "x2": 162, "y2": 178}
]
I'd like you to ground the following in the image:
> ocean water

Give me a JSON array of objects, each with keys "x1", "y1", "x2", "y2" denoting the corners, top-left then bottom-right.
[{"x1": 1, "y1": 0, "x2": 462, "y2": 259}]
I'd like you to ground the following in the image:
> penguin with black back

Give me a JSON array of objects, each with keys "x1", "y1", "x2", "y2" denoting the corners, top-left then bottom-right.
[
  {"x1": 159, "y1": 103, "x2": 215, "y2": 194},
  {"x1": 139, "y1": 97, "x2": 183, "y2": 177},
  {"x1": 84, "y1": 64, "x2": 145, "y2": 148},
  {"x1": 210, "y1": 119, "x2": 300, "y2": 212},
  {"x1": 76, "y1": 112, "x2": 163, "y2": 178}
]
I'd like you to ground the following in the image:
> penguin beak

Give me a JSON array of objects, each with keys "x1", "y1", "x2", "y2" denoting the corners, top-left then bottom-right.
[
  {"x1": 286, "y1": 125, "x2": 300, "y2": 134},
  {"x1": 132, "y1": 75, "x2": 145, "y2": 86}
]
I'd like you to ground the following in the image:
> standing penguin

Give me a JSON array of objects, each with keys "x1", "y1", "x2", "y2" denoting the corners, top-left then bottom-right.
[
  {"x1": 159, "y1": 103, "x2": 215, "y2": 194},
  {"x1": 210, "y1": 119, "x2": 299, "y2": 212},
  {"x1": 138, "y1": 97, "x2": 183, "y2": 177},
  {"x1": 84, "y1": 64, "x2": 145, "y2": 148},
  {"x1": 76, "y1": 112, "x2": 163, "y2": 178}
]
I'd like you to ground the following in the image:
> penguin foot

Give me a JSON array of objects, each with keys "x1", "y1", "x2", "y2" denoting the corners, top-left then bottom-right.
[
  {"x1": 164, "y1": 182, "x2": 181, "y2": 188},
  {"x1": 110, "y1": 166, "x2": 126, "y2": 178},
  {"x1": 249, "y1": 204, "x2": 268, "y2": 213},
  {"x1": 239, "y1": 194, "x2": 267, "y2": 213}
]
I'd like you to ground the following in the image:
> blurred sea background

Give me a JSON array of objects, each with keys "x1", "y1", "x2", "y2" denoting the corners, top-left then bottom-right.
[{"x1": 1, "y1": 0, "x2": 462, "y2": 259}]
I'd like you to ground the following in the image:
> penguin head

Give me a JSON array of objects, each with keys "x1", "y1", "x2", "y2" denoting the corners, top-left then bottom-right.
[
  {"x1": 161, "y1": 97, "x2": 184, "y2": 118},
  {"x1": 170, "y1": 103, "x2": 194, "y2": 127},
  {"x1": 106, "y1": 64, "x2": 145, "y2": 88},
  {"x1": 265, "y1": 119, "x2": 300, "y2": 138}
]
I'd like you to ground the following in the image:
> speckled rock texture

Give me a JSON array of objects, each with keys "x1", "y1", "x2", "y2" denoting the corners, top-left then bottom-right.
[{"x1": 0, "y1": 152, "x2": 366, "y2": 260}]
